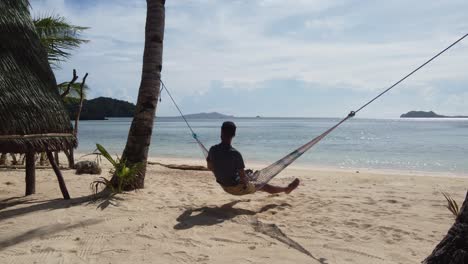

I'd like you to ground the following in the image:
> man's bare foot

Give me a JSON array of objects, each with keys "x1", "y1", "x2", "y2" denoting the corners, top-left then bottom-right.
[{"x1": 285, "y1": 178, "x2": 300, "y2": 194}]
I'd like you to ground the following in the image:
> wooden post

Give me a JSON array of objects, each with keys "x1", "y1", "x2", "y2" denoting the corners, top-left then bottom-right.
[
  {"x1": 64, "y1": 147, "x2": 75, "y2": 169},
  {"x1": 0, "y1": 153, "x2": 6, "y2": 165},
  {"x1": 46, "y1": 151, "x2": 70, "y2": 200},
  {"x1": 25, "y1": 151, "x2": 35, "y2": 195}
]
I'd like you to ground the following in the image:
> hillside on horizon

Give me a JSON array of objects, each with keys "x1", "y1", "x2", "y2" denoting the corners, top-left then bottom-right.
[
  {"x1": 65, "y1": 97, "x2": 136, "y2": 120},
  {"x1": 65, "y1": 97, "x2": 237, "y2": 120},
  {"x1": 401, "y1": 110, "x2": 468, "y2": 118}
]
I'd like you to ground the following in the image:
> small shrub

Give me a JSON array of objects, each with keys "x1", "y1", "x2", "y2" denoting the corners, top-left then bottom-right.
[{"x1": 90, "y1": 144, "x2": 143, "y2": 194}]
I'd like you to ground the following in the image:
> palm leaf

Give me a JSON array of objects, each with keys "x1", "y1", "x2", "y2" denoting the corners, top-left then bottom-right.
[
  {"x1": 33, "y1": 14, "x2": 89, "y2": 67},
  {"x1": 92, "y1": 144, "x2": 143, "y2": 194},
  {"x1": 441, "y1": 191, "x2": 460, "y2": 218},
  {"x1": 57, "y1": 81, "x2": 89, "y2": 99},
  {"x1": 96, "y1": 144, "x2": 117, "y2": 167}
]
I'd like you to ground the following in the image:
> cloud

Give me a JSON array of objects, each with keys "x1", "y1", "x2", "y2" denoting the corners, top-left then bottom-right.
[{"x1": 30, "y1": 0, "x2": 468, "y2": 117}]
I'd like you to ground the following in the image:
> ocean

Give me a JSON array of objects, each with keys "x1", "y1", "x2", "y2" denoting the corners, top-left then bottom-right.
[{"x1": 76, "y1": 117, "x2": 468, "y2": 175}]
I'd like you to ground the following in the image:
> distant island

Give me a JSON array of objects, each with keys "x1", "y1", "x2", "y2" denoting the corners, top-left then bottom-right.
[
  {"x1": 176, "y1": 112, "x2": 234, "y2": 119},
  {"x1": 65, "y1": 97, "x2": 136, "y2": 120},
  {"x1": 401, "y1": 111, "x2": 468, "y2": 118},
  {"x1": 65, "y1": 97, "x2": 235, "y2": 120}
]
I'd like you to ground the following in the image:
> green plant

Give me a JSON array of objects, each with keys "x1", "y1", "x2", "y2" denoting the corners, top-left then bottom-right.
[
  {"x1": 91, "y1": 144, "x2": 143, "y2": 194},
  {"x1": 441, "y1": 191, "x2": 460, "y2": 218},
  {"x1": 33, "y1": 14, "x2": 89, "y2": 67},
  {"x1": 58, "y1": 81, "x2": 89, "y2": 101}
]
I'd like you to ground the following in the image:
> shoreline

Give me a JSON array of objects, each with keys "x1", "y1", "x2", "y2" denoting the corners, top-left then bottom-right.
[
  {"x1": 70, "y1": 152, "x2": 468, "y2": 179},
  {"x1": 145, "y1": 155, "x2": 468, "y2": 179}
]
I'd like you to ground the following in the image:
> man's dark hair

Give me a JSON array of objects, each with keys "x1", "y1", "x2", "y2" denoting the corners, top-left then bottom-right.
[{"x1": 221, "y1": 121, "x2": 236, "y2": 137}]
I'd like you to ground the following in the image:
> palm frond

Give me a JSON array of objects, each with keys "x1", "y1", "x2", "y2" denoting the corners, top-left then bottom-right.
[
  {"x1": 33, "y1": 14, "x2": 89, "y2": 67},
  {"x1": 92, "y1": 144, "x2": 143, "y2": 194},
  {"x1": 441, "y1": 191, "x2": 460, "y2": 218},
  {"x1": 57, "y1": 81, "x2": 89, "y2": 99},
  {"x1": 96, "y1": 144, "x2": 117, "y2": 167},
  {"x1": 90, "y1": 177, "x2": 116, "y2": 195}
]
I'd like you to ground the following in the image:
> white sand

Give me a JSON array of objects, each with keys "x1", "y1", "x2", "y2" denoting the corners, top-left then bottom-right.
[{"x1": 0, "y1": 156, "x2": 467, "y2": 264}]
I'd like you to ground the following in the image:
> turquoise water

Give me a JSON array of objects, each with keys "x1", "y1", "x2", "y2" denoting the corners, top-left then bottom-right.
[{"x1": 76, "y1": 117, "x2": 468, "y2": 175}]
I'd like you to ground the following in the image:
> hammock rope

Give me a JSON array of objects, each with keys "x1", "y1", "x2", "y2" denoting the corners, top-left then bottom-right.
[
  {"x1": 160, "y1": 80, "x2": 209, "y2": 157},
  {"x1": 160, "y1": 33, "x2": 467, "y2": 189}
]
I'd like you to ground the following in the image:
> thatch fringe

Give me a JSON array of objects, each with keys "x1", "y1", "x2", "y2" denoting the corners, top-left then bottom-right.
[
  {"x1": 0, "y1": 0, "x2": 77, "y2": 153},
  {"x1": 0, "y1": 135, "x2": 77, "y2": 153}
]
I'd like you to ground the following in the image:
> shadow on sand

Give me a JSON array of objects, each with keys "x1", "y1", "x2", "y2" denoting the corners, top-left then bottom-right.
[
  {"x1": 0, "y1": 218, "x2": 103, "y2": 250},
  {"x1": 174, "y1": 199, "x2": 286, "y2": 230},
  {"x1": 0, "y1": 190, "x2": 122, "y2": 222},
  {"x1": 174, "y1": 200, "x2": 328, "y2": 264}
]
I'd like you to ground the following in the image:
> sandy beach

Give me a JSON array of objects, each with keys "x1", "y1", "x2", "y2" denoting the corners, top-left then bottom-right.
[{"x1": 0, "y1": 156, "x2": 467, "y2": 264}]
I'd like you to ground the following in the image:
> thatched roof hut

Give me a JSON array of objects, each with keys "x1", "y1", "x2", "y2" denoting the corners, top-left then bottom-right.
[
  {"x1": 0, "y1": 0, "x2": 77, "y2": 153},
  {"x1": 0, "y1": 0, "x2": 76, "y2": 199}
]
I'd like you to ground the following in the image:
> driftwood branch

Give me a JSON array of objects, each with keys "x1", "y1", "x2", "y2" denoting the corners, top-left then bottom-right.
[
  {"x1": 148, "y1": 161, "x2": 208, "y2": 171},
  {"x1": 60, "y1": 69, "x2": 78, "y2": 98}
]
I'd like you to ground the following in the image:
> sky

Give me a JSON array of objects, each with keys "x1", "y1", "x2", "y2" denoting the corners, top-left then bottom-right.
[{"x1": 30, "y1": 0, "x2": 468, "y2": 118}]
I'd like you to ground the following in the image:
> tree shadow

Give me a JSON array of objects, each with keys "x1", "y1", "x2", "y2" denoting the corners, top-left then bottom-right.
[
  {"x1": 174, "y1": 200, "x2": 328, "y2": 263},
  {"x1": 174, "y1": 200, "x2": 289, "y2": 230},
  {"x1": 0, "y1": 218, "x2": 103, "y2": 250},
  {"x1": 0, "y1": 190, "x2": 122, "y2": 222},
  {"x1": 0, "y1": 197, "x2": 43, "y2": 211}
]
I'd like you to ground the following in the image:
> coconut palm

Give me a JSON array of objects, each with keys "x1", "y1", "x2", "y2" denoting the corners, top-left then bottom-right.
[
  {"x1": 112, "y1": 0, "x2": 166, "y2": 190},
  {"x1": 33, "y1": 15, "x2": 89, "y2": 67}
]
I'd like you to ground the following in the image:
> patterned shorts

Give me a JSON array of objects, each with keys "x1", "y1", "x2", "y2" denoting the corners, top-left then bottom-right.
[{"x1": 222, "y1": 182, "x2": 256, "y2": 196}]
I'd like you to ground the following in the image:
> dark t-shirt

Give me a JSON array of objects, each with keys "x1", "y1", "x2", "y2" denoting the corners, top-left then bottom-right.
[{"x1": 207, "y1": 143, "x2": 245, "y2": 186}]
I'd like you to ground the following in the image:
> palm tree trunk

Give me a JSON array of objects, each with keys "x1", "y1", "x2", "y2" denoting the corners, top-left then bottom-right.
[
  {"x1": 424, "y1": 192, "x2": 468, "y2": 263},
  {"x1": 112, "y1": 0, "x2": 165, "y2": 190}
]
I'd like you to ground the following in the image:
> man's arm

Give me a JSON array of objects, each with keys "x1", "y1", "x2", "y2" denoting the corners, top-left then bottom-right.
[
  {"x1": 206, "y1": 147, "x2": 213, "y2": 171},
  {"x1": 235, "y1": 151, "x2": 248, "y2": 185},
  {"x1": 238, "y1": 169, "x2": 247, "y2": 185},
  {"x1": 207, "y1": 159, "x2": 213, "y2": 171}
]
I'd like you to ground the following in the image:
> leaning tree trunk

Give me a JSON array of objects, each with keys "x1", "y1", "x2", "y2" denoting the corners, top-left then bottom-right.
[
  {"x1": 112, "y1": 0, "x2": 165, "y2": 190},
  {"x1": 424, "y1": 192, "x2": 468, "y2": 263},
  {"x1": 54, "y1": 151, "x2": 60, "y2": 166},
  {"x1": 65, "y1": 72, "x2": 88, "y2": 169}
]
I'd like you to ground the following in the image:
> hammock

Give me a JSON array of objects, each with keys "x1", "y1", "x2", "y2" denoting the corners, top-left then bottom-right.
[
  {"x1": 191, "y1": 114, "x2": 351, "y2": 189},
  {"x1": 160, "y1": 34, "x2": 467, "y2": 189}
]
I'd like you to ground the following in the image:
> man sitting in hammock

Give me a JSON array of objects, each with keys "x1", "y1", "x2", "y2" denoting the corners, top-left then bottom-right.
[{"x1": 207, "y1": 121, "x2": 300, "y2": 196}]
